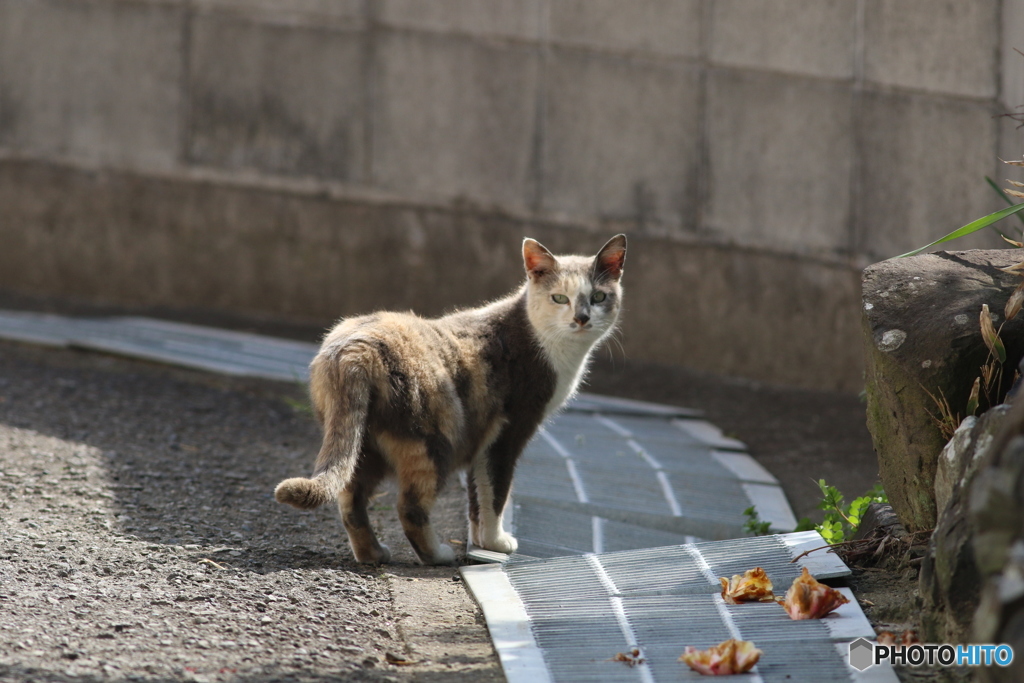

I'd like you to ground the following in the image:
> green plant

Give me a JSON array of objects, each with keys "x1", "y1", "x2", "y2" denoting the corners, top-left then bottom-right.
[
  {"x1": 816, "y1": 480, "x2": 888, "y2": 545},
  {"x1": 743, "y1": 506, "x2": 815, "y2": 537},
  {"x1": 742, "y1": 506, "x2": 772, "y2": 536}
]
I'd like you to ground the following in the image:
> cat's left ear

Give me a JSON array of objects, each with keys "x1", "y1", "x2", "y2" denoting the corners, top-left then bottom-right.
[
  {"x1": 594, "y1": 234, "x2": 627, "y2": 282},
  {"x1": 523, "y1": 238, "x2": 557, "y2": 280}
]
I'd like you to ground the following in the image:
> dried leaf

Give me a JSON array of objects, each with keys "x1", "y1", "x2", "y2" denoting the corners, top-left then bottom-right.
[
  {"x1": 901, "y1": 630, "x2": 921, "y2": 647},
  {"x1": 779, "y1": 567, "x2": 850, "y2": 620},
  {"x1": 980, "y1": 304, "x2": 1007, "y2": 364},
  {"x1": 1002, "y1": 158, "x2": 1024, "y2": 167},
  {"x1": 680, "y1": 639, "x2": 762, "y2": 675},
  {"x1": 1008, "y1": 179, "x2": 1024, "y2": 188},
  {"x1": 1007, "y1": 281, "x2": 1024, "y2": 321},
  {"x1": 1005, "y1": 188, "x2": 1024, "y2": 199},
  {"x1": 719, "y1": 567, "x2": 775, "y2": 604},
  {"x1": 610, "y1": 648, "x2": 645, "y2": 667},
  {"x1": 966, "y1": 377, "x2": 980, "y2": 417},
  {"x1": 1002, "y1": 235, "x2": 1024, "y2": 248},
  {"x1": 384, "y1": 652, "x2": 414, "y2": 666},
  {"x1": 876, "y1": 631, "x2": 897, "y2": 647}
]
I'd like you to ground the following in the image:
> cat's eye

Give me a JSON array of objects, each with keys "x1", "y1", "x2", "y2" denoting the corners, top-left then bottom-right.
[
  {"x1": 551, "y1": 294, "x2": 569, "y2": 304},
  {"x1": 591, "y1": 291, "x2": 607, "y2": 303}
]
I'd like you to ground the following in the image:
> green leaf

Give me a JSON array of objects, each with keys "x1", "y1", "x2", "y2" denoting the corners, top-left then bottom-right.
[{"x1": 897, "y1": 202, "x2": 1024, "y2": 258}]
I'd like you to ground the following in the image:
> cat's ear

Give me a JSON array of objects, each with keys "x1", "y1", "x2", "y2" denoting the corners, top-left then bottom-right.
[
  {"x1": 593, "y1": 234, "x2": 626, "y2": 282},
  {"x1": 523, "y1": 238, "x2": 557, "y2": 279}
]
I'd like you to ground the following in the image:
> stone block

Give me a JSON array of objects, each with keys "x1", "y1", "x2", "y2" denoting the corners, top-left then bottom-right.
[
  {"x1": 1002, "y1": 0, "x2": 1024, "y2": 112},
  {"x1": 187, "y1": 12, "x2": 367, "y2": 182},
  {"x1": 857, "y1": 91, "x2": 1002, "y2": 262},
  {"x1": 710, "y1": 0, "x2": 855, "y2": 79},
  {"x1": 862, "y1": 250, "x2": 1024, "y2": 532},
  {"x1": 373, "y1": 31, "x2": 539, "y2": 209},
  {"x1": 377, "y1": 0, "x2": 542, "y2": 40},
  {"x1": 0, "y1": 0, "x2": 183, "y2": 169},
  {"x1": 541, "y1": 49, "x2": 700, "y2": 230},
  {"x1": 705, "y1": 69, "x2": 853, "y2": 255},
  {"x1": 549, "y1": 0, "x2": 702, "y2": 59},
  {"x1": 195, "y1": 0, "x2": 365, "y2": 27},
  {"x1": 864, "y1": 0, "x2": 998, "y2": 98}
]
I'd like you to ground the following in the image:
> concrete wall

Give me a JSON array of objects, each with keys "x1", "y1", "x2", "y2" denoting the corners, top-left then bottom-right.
[{"x1": 0, "y1": 0, "x2": 1020, "y2": 391}]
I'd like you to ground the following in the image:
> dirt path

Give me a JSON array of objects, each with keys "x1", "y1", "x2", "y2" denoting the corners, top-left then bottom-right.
[{"x1": 0, "y1": 341, "x2": 501, "y2": 682}]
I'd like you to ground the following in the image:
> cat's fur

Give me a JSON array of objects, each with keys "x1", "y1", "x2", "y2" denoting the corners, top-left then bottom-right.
[{"x1": 274, "y1": 235, "x2": 626, "y2": 565}]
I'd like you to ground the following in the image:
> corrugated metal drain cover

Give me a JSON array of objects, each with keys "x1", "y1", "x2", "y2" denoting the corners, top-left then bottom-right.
[{"x1": 462, "y1": 532, "x2": 898, "y2": 683}]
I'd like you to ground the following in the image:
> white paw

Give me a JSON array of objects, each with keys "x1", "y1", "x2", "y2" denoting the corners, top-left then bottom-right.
[
  {"x1": 468, "y1": 520, "x2": 482, "y2": 547},
  {"x1": 482, "y1": 532, "x2": 518, "y2": 554},
  {"x1": 428, "y1": 543, "x2": 456, "y2": 566}
]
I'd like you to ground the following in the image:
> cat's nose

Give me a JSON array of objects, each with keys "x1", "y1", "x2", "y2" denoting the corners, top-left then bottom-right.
[{"x1": 573, "y1": 313, "x2": 590, "y2": 326}]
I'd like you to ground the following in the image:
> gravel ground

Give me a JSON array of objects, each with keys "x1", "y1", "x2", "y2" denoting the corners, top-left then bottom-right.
[{"x1": 0, "y1": 341, "x2": 501, "y2": 682}]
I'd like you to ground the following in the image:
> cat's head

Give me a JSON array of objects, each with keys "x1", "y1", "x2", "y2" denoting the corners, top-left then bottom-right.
[{"x1": 522, "y1": 235, "x2": 626, "y2": 345}]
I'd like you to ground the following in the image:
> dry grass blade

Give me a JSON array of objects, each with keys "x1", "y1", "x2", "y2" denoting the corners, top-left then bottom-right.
[
  {"x1": 922, "y1": 385, "x2": 959, "y2": 441},
  {"x1": 1002, "y1": 158, "x2": 1024, "y2": 167},
  {"x1": 980, "y1": 304, "x2": 1007, "y2": 364},
  {"x1": 966, "y1": 376, "x2": 981, "y2": 417},
  {"x1": 1007, "y1": 281, "x2": 1024, "y2": 320},
  {"x1": 1000, "y1": 261, "x2": 1024, "y2": 274},
  {"x1": 1008, "y1": 179, "x2": 1024, "y2": 188},
  {"x1": 1007, "y1": 188, "x2": 1024, "y2": 199},
  {"x1": 1003, "y1": 235, "x2": 1024, "y2": 248}
]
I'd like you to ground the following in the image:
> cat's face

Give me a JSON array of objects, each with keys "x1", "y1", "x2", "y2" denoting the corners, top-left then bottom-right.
[{"x1": 523, "y1": 235, "x2": 626, "y2": 345}]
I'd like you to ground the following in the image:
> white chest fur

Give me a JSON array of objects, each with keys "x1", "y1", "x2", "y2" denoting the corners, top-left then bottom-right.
[{"x1": 534, "y1": 328, "x2": 600, "y2": 418}]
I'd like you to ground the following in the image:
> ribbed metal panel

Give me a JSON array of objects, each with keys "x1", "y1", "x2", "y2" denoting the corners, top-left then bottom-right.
[{"x1": 464, "y1": 534, "x2": 897, "y2": 683}]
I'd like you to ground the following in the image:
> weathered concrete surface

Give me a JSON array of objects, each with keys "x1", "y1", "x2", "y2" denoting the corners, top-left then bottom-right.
[
  {"x1": 857, "y1": 92, "x2": 1000, "y2": 263},
  {"x1": 542, "y1": 48, "x2": 700, "y2": 229},
  {"x1": 0, "y1": 158, "x2": 865, "y2": 392},
  {"x1": 705, "y1": 69, "x2": 854, "y2": 255},
  {"x1": 710, "y1": 0, "x2": 856, "y2": 79},
  {"x1": 864, "y1": 0, "x2": 999, "y2": 98},
  {"x1": 863, "y1": 250, "x2": 1024, "y2": 531},
  {"x1": 0, "y1": 0, "x2": 183, "y2": 169},
  {"x1": 187, "y1": 11, "x2": 368, "y2": 182}
]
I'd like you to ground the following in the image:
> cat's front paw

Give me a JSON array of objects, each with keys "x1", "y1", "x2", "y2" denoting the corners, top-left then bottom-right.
[{"x1": 482, "y1": 532, "x2": 518, "y2": 554}]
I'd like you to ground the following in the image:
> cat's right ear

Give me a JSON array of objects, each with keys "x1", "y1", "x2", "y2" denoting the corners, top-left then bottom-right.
[{"x1": 523, "y1": 238, "x2": 557, "y2": 280}]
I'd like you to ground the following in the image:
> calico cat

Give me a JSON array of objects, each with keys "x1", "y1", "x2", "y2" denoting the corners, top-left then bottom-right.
[{"x1": 274, "y1": 234, "x2": 626, "y2": 565}]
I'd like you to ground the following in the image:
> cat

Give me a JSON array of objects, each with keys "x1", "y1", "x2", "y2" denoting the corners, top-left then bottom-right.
[{"x1": 274, "y1": 234, "x2": 626, "y2": 565}]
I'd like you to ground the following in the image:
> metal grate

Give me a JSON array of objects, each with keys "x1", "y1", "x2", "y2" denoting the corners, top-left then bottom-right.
[
  {"x1": 463, "y1": 534, "x2": 899, "y2": 683},
  {"x1": 0, "y1": 311, "x2": 316, "y2": 381}
]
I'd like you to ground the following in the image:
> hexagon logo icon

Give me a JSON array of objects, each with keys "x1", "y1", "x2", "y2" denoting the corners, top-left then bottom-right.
[{"x1": 848, "y1": 638, "x2": 875, "y2": 671}]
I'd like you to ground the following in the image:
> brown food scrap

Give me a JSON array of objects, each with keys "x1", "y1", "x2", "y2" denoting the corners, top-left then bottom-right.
[
  {"x1": 779, "y1": 567, "x2": 849, "y2": 620},
  {"x1": 610, "y1": 647, "x2": 645, "y2": 667},
  {"x1": 680, "y1": 639, "x2": 762, "y2": 675},
  {"x1": 719, "y1": 567, "x2": 775, "y2": 604}
]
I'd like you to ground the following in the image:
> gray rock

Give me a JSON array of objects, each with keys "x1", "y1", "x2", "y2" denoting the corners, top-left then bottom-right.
[{"x1": 863, "y1": 250, "x2": 1024, "y2": 531}]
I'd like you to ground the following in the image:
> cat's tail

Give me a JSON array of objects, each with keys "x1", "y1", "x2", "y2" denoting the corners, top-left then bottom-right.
[{"x1": 274, "y1": 343, "x2": 373, "y2": 510}]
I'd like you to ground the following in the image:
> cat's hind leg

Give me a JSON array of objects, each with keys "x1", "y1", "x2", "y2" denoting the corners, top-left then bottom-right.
[
  {"x1": 338, "y1": 450, "x2": 391, "y2": 564},
  {"x1": 379, "y1": 434, "x2": 455, "y2": 566}
]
